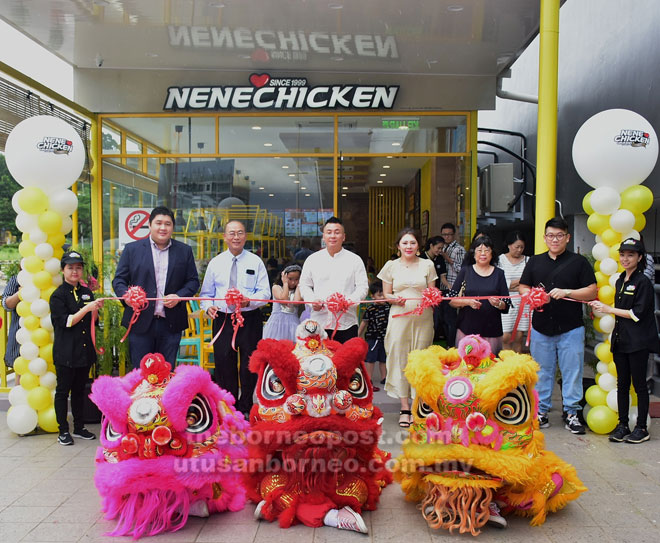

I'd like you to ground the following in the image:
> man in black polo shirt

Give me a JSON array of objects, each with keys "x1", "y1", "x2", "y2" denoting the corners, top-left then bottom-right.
[{"x1": 519, "y1": 217, "x2": 597, "y2": 434}]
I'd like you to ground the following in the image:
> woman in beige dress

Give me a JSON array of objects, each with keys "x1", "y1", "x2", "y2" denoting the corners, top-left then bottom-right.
[{"x1": 378, "y1": 228, "x2": 437, "y2": 427}]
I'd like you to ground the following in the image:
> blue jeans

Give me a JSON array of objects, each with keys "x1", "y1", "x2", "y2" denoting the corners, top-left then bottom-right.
[{"x1": 530, "y1": 326, "x2": 585, "y2": 415}]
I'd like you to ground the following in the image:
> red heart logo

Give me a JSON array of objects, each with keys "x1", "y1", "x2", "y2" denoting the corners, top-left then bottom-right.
[{"x1": 249, "y1": 73, "x2": 270, "y2": 88}]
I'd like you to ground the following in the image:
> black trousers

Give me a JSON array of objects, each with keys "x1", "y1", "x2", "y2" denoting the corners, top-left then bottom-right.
[
  {"x1": 614, "y1": 349, "x2": 650, "y2": 429},
  {"x1": 440, "y1": 301, "x2": 458, "y2": 347},
  {"x1": 212, "y1": 310, "x2": 262, "y2": 414},
  {"x1": 324, "y1": 324, "x2": 358, "y2": 343},
  {"x1": 54, "y1": 365, "x2": 89, "y2": 434}
]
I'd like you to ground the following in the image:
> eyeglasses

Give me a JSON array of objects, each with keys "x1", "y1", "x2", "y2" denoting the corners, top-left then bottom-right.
[
  {"x1": 544, "y1": 233, "x2": 566, "y2": 241},
  {"x1": 226, "y1": 231, "x2": 245, "y2": 238}
]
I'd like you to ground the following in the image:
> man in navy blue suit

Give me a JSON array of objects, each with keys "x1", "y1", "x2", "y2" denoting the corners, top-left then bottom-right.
[{"x1": 113, "y1": 206, "x2": 200, "y2": 368}]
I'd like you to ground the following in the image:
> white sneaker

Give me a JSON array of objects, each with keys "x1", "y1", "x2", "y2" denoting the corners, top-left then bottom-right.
[
  {"x1": 487, "y1": 502, "x2": 507, "y2": 528},
  {"x1": 334, "y1": 506, "x2": 368, "y2": 534},
  {"x1": 188, "y1": 500, "x2": 209, "y2": 517},
  {"x1": 254, "y1": 500, "x2": 266, "y2": 520}
]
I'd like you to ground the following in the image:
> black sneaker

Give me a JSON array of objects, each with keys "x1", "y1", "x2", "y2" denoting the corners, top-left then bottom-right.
[
  {"x1": 564, "y1": 413, "x2": 586, "y2": 435},
  {"x1": 625, "y1": 426, "x2": 650, "y2": 444},
  {"x1": 608, "y1": 423, "x2": 631, "y2": 443},
  {"x1": 58, "y1": 432, "x2": 74, "y2": 446},
  {"x1": 538, "y1": 413, "x2": 550, "y2": 428},
  {"x1": 72, "y1": 428, "x2": 96, "y2": 440}
]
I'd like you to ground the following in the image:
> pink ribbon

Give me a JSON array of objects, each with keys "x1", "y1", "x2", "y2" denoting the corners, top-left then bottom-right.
[{"x1": 392, "y1": 286, "x2": 444, "y2": 318}]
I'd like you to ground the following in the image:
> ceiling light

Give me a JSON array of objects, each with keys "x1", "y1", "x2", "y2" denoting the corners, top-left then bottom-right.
[
  {"x1": 268, "y1": 193, "x2": 275, "y2": 197},
  {"x1": 330, "y1": 57, "x2": 344, "y2": 61},
  {"x1": 377, "y1": 180, "x2": 383, "y2": 184},
  {"x1": 447, "y1": 5, "x2": 464, "y2": 12},
  {"x1": 145, "y1": 52, "x2": 159, "y2": 58},
  {"x1": 301, "y1": 186, "x2": 307, "y2": 190},
  {"x1": 328, "y1": 3, "x2": 343, "y2": 9},
  {"x1": 293, "y1": 180, "x2": 300, "y2": 184},
  {"x1": 304, "y1": 193, "x2": 311, "y2": 197},
  {"x1": 386, "y1": 155, "x2": 393, "y2": 158},
  {"x1": 342, "y1": 186, "x2": 348, "y2": 190},
  {"x1": 391, "y1": 142, "x2": 400, "y2": 146},
  {"x1": 379, "y1": 173, "x2": 386, "y2": 177},
  {"x1": 383, "y1": 165, "x2": 390, "y2": 169},
  {"x1": 273, "y1": 156, "x2": 280, "y2": 159},
  {"x1": 264, "y1": 143, "x2": 273, "y2": 147},
  {"x1": 252, "y1": 126, "x2": 262, "y2": 130},
  {"x1": 378, "y1": 193, "x2": 384, "y2": 197},
  {"x1": 282, "y1": 165, "x2": 289, "y2": 169},
  {"x1": 259, "y1": 187, "x2": 265, "y2": 190},
  {"x1": 341, "y1": 193, "x2": 347, "y2": 197},
  {"x1": 289, "y1": 173, "x2": 296, "y2": 177}
]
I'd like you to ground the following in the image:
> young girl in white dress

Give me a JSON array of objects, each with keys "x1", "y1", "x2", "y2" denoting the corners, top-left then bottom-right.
[{"x1": 263, "y1": 264, "x2": 302, "y2": 341}]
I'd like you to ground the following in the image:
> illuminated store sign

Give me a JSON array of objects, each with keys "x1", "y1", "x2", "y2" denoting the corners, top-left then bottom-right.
[
  {"x1": 164, "y1": 73, "x2": 399, "y2": 111},
  {"x1": 168, "y1": 26, "x2": 398, "y2": 61}
]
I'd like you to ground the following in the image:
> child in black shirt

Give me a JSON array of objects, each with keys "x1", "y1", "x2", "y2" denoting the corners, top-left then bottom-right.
[
  {"x1": 358, "y1": 281, "x2": 389, "y2": 391},
  {"x1": 49, "y1": 250, "x2": 103, "y2": 445}
]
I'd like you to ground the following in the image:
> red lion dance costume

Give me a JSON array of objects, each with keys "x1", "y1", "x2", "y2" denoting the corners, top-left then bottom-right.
[
  {"x1": 90, "y1": 353, "x2": 248, "y2": 538},
  {"x1": 246, "y1": 320, "x2": 392, "y2": 533}
]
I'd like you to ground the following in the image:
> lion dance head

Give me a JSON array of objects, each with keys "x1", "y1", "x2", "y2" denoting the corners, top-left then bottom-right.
[
  {"x1": 90, "y1": 353, "x2": 248, "y2": 538},
  {"x1": 245, "y1": 320, "x2": 392, "y2": 531},
  {"x1": 394, "y1": 335, "x2": 586, "y2": 535}
]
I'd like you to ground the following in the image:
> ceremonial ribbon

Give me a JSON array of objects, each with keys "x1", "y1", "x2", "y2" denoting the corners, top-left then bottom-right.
[
  {"x1": 511, "y1": 286, "x2": 551, "y2": 346},
  {"x1": 325, "y1": 293, "x2": 352, "y2": 340},
  {"x1": 391, "y1": 286, "x2": 444, "y2": 318}
]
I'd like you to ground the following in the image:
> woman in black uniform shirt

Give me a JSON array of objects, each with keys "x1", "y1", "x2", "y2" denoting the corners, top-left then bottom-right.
[
  {"x1": 50, "y1": 250, "x2": 104, "y2": 445},
  {"x1": 590, "y1": 238, "x2": 660, "y2": 444}
]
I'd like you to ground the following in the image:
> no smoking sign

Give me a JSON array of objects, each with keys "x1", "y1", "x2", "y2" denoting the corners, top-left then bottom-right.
[{"x1": 119, "y1": 208, "x2": 152, "y2": 249}]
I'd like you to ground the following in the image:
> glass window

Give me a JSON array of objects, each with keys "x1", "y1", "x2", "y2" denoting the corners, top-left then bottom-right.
[
  {"x1": 219, "y1": 116, "x2": 334, "y2": 154},
  {"x1": 338, "y1": 115, "x2": 467, "y2": 154},
  {"x1": 102, "y1": 125, "x2": 120, "y2": 153}
]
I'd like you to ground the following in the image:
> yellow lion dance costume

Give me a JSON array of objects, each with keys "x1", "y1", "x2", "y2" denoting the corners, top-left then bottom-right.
[{"x1": 394, "y1": 335, "x2": 586, "y2": 536}]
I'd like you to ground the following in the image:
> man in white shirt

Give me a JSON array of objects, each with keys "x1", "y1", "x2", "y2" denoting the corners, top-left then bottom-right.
[
  {"x1": 200, "y1": 220, "x2": 271, "y2": 416},
  {"x1": 299, "y1": 217, "x2": 369, "y2": 342}
]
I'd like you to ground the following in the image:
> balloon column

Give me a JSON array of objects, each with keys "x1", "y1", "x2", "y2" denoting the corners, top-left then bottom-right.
[
  {"x1": 573, "y1": 109, "x2": 657, "y2": 434},
  {"x1": 4, "y1": 116, "x2": 86, "y2": 435}
]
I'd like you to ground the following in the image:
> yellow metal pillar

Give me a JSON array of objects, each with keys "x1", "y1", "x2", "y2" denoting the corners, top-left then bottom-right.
[
  {"x1": 535, "y1": 0, "x2": 560, "y2": 253},
  {"x1": 90, "y1": 116, "x2": 104, "y2": 269},
  {"x1": 71, "y1": 182, "x2": 79, "y2": 248}
]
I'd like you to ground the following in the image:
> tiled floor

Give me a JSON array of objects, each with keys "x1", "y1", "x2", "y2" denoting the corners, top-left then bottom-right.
[{"x1": 0, "y1": 390, "x2": 659, "y2": 542}]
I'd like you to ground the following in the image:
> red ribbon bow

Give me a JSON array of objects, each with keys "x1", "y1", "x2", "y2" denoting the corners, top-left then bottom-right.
[
  {"x1": 512, "y1": 286, "x2": 551, "y2": 346},
  {"x1": 325, "y1": 292, "x2": 352, "y2": 340},
  {"x1": 120, "y1": 286, "x2": 149, "y2": 342},
  {"x1": 208, "y1": 288, "x2": 246, "y2": 351},
  {"x1": 392, "y1": 286, "x2": 444, "y2": 318}
]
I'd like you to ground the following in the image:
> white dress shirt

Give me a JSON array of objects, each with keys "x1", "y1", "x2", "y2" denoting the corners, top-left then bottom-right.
[
  {"x1": 299, "y1": 248, "x2": 369, "y2": 330},
  {"x1": 200, "y1": 250, "x2": 271, "y2": 313}
]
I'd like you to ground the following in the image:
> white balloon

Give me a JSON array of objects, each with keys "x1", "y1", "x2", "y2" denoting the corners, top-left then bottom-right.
[
  {"x1": 572, "y1": 109, "x2": 659, "y2": 190},
  {"x1": 52, "y1": 274, "x2": 63, "y2": 287},
  {"x1": 6, "y1": 405, "x2": 39, "y2": 435},
  {"x1": 15, "y1": 327, "x2": 32, "y2": 345},
  {"x1": 30, "y1": 299, "x2": 50, "y2": 318},
  {"x1": 606, "y1": 389, "x2": 618, "y2": 412},
  {"x1": 620, "y1": 229, "x2": 640, "y2": 241},
  {"x1": 28, "y1": 228, "x2": 48, "y2": 245},
  {"x1": 600, "y1": 314, "x2": 616, "y2": 334},
  {"x1": 593, "y1": 309, "x2": 607, "y2": 318},
  {"x1": 28, "y1": 358, "x2": 48, "y2": 376},
  {"x1": 60, "y1": 216, "x2": 73, "y2": 235},
  {"x1": 609, "y1": 209, "x2": 636, "y2": 233},
  {"x1": 8, "y1": 385, "x2": 29, "y2": 406},
  {"x1": 19, "y1": 317, "x2": 25, "y2": 328},
  {"x1": 590, "y1": 187, "x2": 621, "y2": 215},
  {"x1": 629, "y1": 407, "x2": 650, "y2": 429},
  {"x1": 591, "y1": 243, "x2": 610, "y2": 261},
  {"x1": 44, "y1": 257, "x2": 61, "y2": 275},
  {"x1": 16, "y1": 212, "x2": 38, "y2": 233},
  {"x1": 12, "y1": 192, "x2": 22, "y2": 213},
  {"x1": 17, "y1": 270, "x2": 34, "y2": 287},
  {"x1": 595, "y1": 234, "x2": 603, "y2": 244},
  {"x1": 19, "y1": 341, "x2": 39, "y2": 360},
  {"x1": 39, "y1": 372, "x2": 57, "y2": 390},
  {"x1": 20, "y1": 284, "x2": 41, "y2": 303},
  {"x1": 40, "y1": 315, "x2": 53, "y2": 332},
  {"x1": 600, "y1": 257, "x2": 618, "y2": 276},
  {"x1": 596, "y1": 361, "x2": 609, "y2": 375},
  {"x1": 609, "y1": 273, "x2": 619, "y2": 289},
  {"x1": 34, "y1": 242, "x2": 54, "y2": 260},
  {"x1": 4, "y1": 116, "x2": 86, "y2": 191},
  {"x1": 48, "y1": 189, "x2": 78, "y2": 215},
  {"x1": 598, "y1": 372, "x2": 617, "y2": 392}
]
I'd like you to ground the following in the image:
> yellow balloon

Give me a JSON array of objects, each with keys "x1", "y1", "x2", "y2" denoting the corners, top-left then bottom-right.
[
  {"x1": 31, "y1": 328, "x2": 51, "y2": 347},
  {"x1": 47, "y1": 362, "x2": 56, "y2": 374},
  {"x1": 595, "y1": 373, "x2": 600, "y2": 385},
  {"x1": 601, "y1": 228, "x2": 622, "y2": 246},
  {"x1": 586, "y1": 405, "x2": 618, "y2": 434},
  {"x1": 38, "y1": 211, "x2": 63, "y2": 235},
  {"x1": 598, "y1": 285, "x2": 615, "y2": 305},
  {"x1": 23, "y1": 255, "x2": 44, "y2": 273},
  {"x1": 16, "y1": 301, "x2": 32, "y2": 318},
  {"x1": 18, "y1": 240, "x2": 36, "y2": 258},
  {"x1": 607, "y1": 361, "x2": 617, "y2": 378},
  {"x1": 27, "y1": 386, "x2": 52, "y2": 411},
  {"x1": 595, "y1": 342, "x2": 613, "y2": 363},
  {"x1": 587, "y1": 213, "x2": 610, "y2": 235},
  {"x1": 32, "y1": 271, "x2": 53, "y2": 290},
  {"x1": 620, "y1": 184, "x2": 653, "y2": 214},
  {"x1": 595, "y1": 271, "x2": 608, "y2": 288},
  {"x1": 37, "y1": 407, "x2": 59, "y2": 433},
  {"x1": 594, "y1": 260, "x2": 600, "y2": 272},
  {"x1": 41, "y1": 286, "x2": 56, "y2": 300},
  {"x1": 53, "y1": 248, "x2": 64, "y2": 259},
  {"x1": 585, "y1": 384, "x2": 608, "y2": 407},
  {"x1": 13, "y1": 356, "x2": 30, "y2": 375},
  {"x1": 582, "y1": 191, "x2": 594, "y2": 215},
  {"x1": 48, "y1": 232, "x2": 66, "y2": 248},
  {"x1": 609, "y1": 243, "x2": 621, "y2": 260},
  {"x1": 17, "y1": 187, "x2": 49, "y2": 214},
  {"x1": 39, "y1": 344, "x2": 54, "y2": 364},
  {"x1": 631, "y1": 390, "x2": 638, "y2": 406},
  {"x1": 617, "y1": 263, "x2": 624, "y2": 273},
  {"x1": 23, "y1": 315, "x2": 41, "y2": 331},
  {"x1": 593, "y1": 317, "x2": 604, "y2": 334},
  {"x1": 20, "y1": 372, "x2": 39, "y2": 390},
  {"x1": 633, "y1": 213, "x2": 646, "y2": 232}
]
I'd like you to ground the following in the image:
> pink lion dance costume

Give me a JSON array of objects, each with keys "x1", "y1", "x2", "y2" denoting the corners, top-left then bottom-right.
[
  {"x1": 90, "y1": 353, "x2": 249, "y2": 538},
  {"x1": 245, "y1": 320, "x2": 392, "y2": 534}
]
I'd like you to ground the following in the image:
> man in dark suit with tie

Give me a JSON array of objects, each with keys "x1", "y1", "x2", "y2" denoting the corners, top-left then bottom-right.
[
  {"x1": 200, "y1": 220, "x2": 270, "y2": 416},
  {"x1": 112, "y1": 206, "x2": 200, "y2": 368}
]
